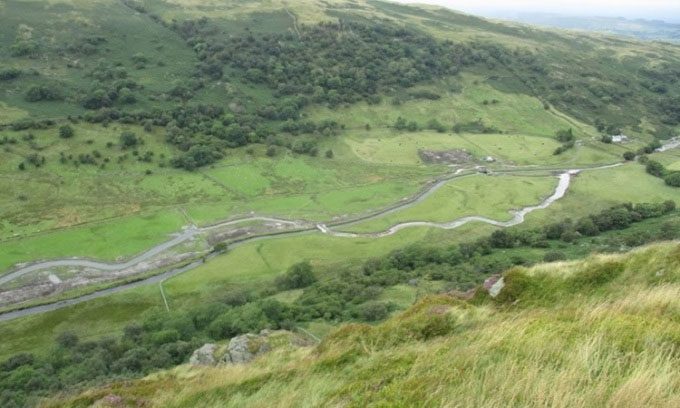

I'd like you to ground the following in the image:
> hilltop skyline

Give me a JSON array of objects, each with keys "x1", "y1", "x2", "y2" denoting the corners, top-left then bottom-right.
[{"x1": 393, "y1": 0, "x2": 680, "y2": 22}]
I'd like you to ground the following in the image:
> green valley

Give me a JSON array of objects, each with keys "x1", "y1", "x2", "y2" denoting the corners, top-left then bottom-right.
[{"x1": 0, "y1": 0, "x2": 679, "y2": 406}]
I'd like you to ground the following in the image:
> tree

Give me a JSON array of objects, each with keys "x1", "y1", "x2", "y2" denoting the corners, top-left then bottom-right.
[
  {"x1": 543, "y1": 251, "x2": 566, "y2": 262},
  {"x1": 623, "y1": 151, "x2": 635, "y2": 161},
  {"x1": 356, "y1": 301, "x2": 390, "y2": 321},
  {"x1": 600, "y1": 135, "x2": 612, "y2": 144},
  {"x1": 118, "y1": 87, "x2": 137, "y2": 104},
  {"x1": 427, "y1": 118, "x2": 447, "y2": 133},
  {"x1": 82, "y1": 89, "x2": 111, "y2": 109},
  {"x1": 645, "y1": 160, "x2": 666, "y2": 178},
  {"x1": 663, "y1": 200, "x2": 676, "y2": 213},
  {"x1": 266, "y1": 146, "x2": 276, "y2": 157},
  {"x1": 325, "y1": 149, "x2": 334, "y2": 159},
  {"x1": 489, "y1": 230, "x2": 514, "y2": 248},
  {"x1": 58, "y1": 125, "x2": 74, "y2": 139},
  {"x1": 56, "y1": 331, "x2": 79, "y2": 349},
  {"x1": 664, "y1": 172, "x2": 680, "y2": 187},
  {"x1": 560, "y1": 229, "x2": 581, "y2": 243},
  {"x1": 544, "y1": 220, "x2": 570, "y2": 240},
  {"x1": 576, "y1": 217, "x2": 599, "y2": 236},
  {"x1": 275, "y1": 261, "x2": 316, "y2": 290},
  {"x1": 555, "y1": 128, "x2": 574, "y2": 143},
  {"x1": 119, "y1": 131, "x2": 139, "y2": 148}
]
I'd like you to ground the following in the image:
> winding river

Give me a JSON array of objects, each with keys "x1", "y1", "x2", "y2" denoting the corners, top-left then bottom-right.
[{"x1": 0, "y1": 163, "x2": 623, "y2": 321}]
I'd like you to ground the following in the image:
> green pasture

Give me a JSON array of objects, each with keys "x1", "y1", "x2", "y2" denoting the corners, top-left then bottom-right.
[
  {"x1": 0, "y1": 123, "x2": 220, "y2": 239},
  {"x1": 526, "y1": 163, "x2": 680, "y2": 226},
  {"x1": 0, "y1": 222, "x2": 495, "y2": 358},
  {"x1": 344, "y1": 174, "x2": 558, "y2": 233},
  {"x1": 0, "y1": 122, "x2": 441, "y2": 270},
  {"x1": 343, "y1": 129, "x2": 619, "y2": 166},
  {"x1": 306, "y1": 74, "x2": 597, "y2": 138},
  {"x1": 0, "y1": 210, "x2": 186, "y2": 273}
]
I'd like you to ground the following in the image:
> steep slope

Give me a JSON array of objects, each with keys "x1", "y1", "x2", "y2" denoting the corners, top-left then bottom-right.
[
  {"x1": 2, "y1": 0, "x2": 680, "y2": 134},
  {"x1": 46, "y1": 241, "x2": 680, "y2": 407}
]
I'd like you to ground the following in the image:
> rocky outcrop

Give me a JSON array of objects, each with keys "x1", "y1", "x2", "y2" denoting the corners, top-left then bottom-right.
[
  {"x1": 222, "y1": 333, "x2": 272, "y2": 364},
  {"x1": 189, "y1": 343, "x2": 217, "y2": 366},
  {"x1": 189, "y1": 329, "x2": 313, "y2": 367},
  {"x1": 483, "y1": 274, "x2": 505, "y2": 298},
  {"x1": 488, "y1": 277, "x2": 505, "y2": 298}
]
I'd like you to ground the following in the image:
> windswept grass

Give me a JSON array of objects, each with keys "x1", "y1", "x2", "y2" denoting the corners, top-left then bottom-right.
[{"x1": 47, "y1": 242, "x2": 680, "y2": 407}]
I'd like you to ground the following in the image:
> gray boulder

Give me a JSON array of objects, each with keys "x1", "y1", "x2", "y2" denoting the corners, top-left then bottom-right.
[
  {"x1": 223, "y1": 333, "x2": 271, "y2": 364},
  {"x1": 190, "y1": 330, "x2": 312, "y2": 367},
  {"x1": 189, "y1": 343, "x2": 216, "y2": 366}
]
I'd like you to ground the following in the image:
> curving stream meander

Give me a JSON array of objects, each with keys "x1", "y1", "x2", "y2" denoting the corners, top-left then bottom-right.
[{"x1": 0, "y1": 163, "x2": 623, "y2": 321}]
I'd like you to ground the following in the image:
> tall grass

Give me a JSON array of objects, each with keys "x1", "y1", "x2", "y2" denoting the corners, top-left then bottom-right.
[{"x1": 46, "y1": 241, "x2": 680, "y2": 408}]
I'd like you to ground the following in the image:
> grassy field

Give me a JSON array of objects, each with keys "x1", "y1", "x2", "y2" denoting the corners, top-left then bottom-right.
[
  {"x1": 0, "y1": 211, "x2": 186, "y2": 272},
  {"x1": 344, "y1": 174, "x2": 558, "y2": 233},
  {"x1": 343, "y1": 129, "x2": 619, "y2": 166},
  {"x1": 46, "y1": 241, "x2": 680, "y2": 408},
  {"x1": 0, "y1": 122, "x2": 442, "y2": 271},
  {"x1": 526, "y1": 163, "x2": 680, "y2": 227},
  {"x1": 0, "y1": 101, "x2": 627, "y2": 274},
  {"x1": 306, "y1": 74, "x2": 597, "y2": 138},
  {"x1": 0, "y1": 222, "x2": 495, "y2": 358}
]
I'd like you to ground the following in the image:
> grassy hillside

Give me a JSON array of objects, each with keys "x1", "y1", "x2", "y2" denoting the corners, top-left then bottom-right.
[
  {"x1": 2, "y1": 203, "x2": 679, "y2": 407},
  {"x1": 45, "y1": 241, "x2": 680, "y2": 407}
]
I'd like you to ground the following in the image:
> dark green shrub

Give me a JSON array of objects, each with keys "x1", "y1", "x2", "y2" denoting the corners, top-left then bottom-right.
[
  {"x1": 663, "y1": 172, "x2": 680, "y2": 187},
  {"x1": 646, "y1": 160, "x2": 666, "y2": 177},
  {"x1": 58, "y1": 125, "x2": 74, "y2": 139},
  {"x1": 543, "y1": 251, "x2": 567, "y2": 262},
  {"x1": 275, "y1": 261, "x2": 316, "y2": 290},
  {"x1": 357, "y1": 301, "x2": 390, "y2": 321}
]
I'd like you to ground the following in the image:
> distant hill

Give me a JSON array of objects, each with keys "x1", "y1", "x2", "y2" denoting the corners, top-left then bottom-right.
[{"x1": 498, "y1": 13, "x2": 680, "y2": 42}]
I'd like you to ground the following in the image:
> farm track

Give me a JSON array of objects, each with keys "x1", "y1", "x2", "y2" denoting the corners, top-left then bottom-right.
[{"x1": 0, "y1": 162, "x2": 626, "y2": 321}]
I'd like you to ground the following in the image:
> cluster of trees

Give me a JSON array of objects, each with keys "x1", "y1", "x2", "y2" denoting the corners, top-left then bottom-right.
[
  {"x1": 10, "y1": 40, "x2": 39, "y2": 58},
  {"x1": 4, "y1": 118, "x2": 55, "y2": 132},
  {"x1": 81, "y1": 62, "x2": 140, "y2": 109},
  {"x1": 656, "y1": 95, "x2": 680, "y2": 125},
  {"x1": 7, "y1": 3, "x2": 680, "y2": 175},
  {"x1": 594, "y1": 119, "x2": 621, "y2": 135},
  {"x1": 0, "y1": 68, "x2": 22, "y2": 81},
  {"x1": 553, "y1": 128, "x2": 575, "y2": 155},
  {"x1": 63, "y1": 35, "x2": 107, "y2": 56},
  {"x1": 24, "y1": 84, "x2": 63, "y2": 102},
  {"x1": 620, "y1": 140, "x2": 665, "y2": 161},
  {"x1": 392, "y1": 117, "x2": 500, "y2": 134},
  {"x1": 644, "y1": 158, "x2": 680, "y2": 187},
  {"x1": 0, "y1": 265, "x2": 314, "y2": 407},
  {"x1": 453, "y1": 119, "x2": 500, "y2": 134},
  {"x1": 138, "y1": 17, "x2": 530, "y2": 168},
  {"x1": 171, "y1": 19, "x2": 496, "y2": 107}
]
